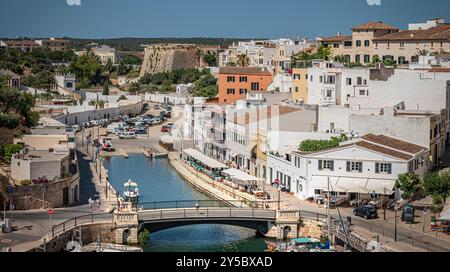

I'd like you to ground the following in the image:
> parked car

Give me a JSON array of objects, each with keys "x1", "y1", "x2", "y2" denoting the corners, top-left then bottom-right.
[
  {"x1": 353, "y1": 205, "x2": 378, "y2": 219},
  {"x1": 119, "y1": 131, "x2": 137, "y2": 139},
  {"x1": 100, "y1": 138, "x2": 115, "y2": 152},
  {"x1": 161, "y1": 125, "x2": 171, "y2": 132},
  {"x1": 134, "y1": 128, "x2": 147, "y2": 135},
  {"x1": 154, "y1": 105, "x2": 160, "y2": 110}
]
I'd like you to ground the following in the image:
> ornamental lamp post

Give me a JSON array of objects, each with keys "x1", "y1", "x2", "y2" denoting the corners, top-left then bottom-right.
[
  {"x1": 383, "y1": 187, "x2": 387, "y2": 221},
  {"x1": 394, "y1": 204, "x2": 398, "y2": 242}
]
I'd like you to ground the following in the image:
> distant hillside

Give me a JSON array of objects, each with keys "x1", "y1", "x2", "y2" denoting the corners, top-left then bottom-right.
[{"x1": 67, "y1": 37, "x2": 260, "y2": 51}]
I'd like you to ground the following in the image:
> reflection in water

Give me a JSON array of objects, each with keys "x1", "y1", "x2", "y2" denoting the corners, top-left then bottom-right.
[{"x1": 103, "y1": 154, "x2": 268, "y2": 252}]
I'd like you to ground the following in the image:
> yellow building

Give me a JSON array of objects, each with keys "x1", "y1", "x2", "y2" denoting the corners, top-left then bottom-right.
[{"x1": 291, "y1": 61, "x2": 311, "y2": 103}]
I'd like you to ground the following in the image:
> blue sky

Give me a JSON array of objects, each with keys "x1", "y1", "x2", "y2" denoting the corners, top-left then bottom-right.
[{"x1": 1, "y1": 0, "x2": 450, "y2": 39}]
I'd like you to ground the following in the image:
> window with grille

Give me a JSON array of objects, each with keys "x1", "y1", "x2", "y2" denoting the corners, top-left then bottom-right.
[{"x1": 375, "y1": 163, "x2": 392, "y2": 174}]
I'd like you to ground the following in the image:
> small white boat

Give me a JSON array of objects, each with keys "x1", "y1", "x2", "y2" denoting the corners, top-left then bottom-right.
[{"x1": 123, "y1": 179, "x2": 140, "y2": 203}]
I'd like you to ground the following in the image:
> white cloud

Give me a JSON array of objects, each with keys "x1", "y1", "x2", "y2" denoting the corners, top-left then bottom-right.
[
  {"x1": 366, "y1": 0, "x2": 381, "y2": 5},
  {"x1": 66, "y1": 0, "x2": 81, "y2": 6}
]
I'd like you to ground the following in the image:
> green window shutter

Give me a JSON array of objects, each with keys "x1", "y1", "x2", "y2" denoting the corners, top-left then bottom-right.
[
  {"x1": 318, "y1": 160, "x2": 323, "y2": 170},
  {"x1": 346, "y1": 161, "x2": 350, "y2": 172},
  {"x1": 358, "y1": 162, "x2": 363, "y2": 173},
  {"x1": 388, "y1": 164, "x2": 392, "y2": 174},
  {"x1": 375, "y1": 163, "x2": 379, "y2": 173},
  {"x1": 330, "y1": 161, "x2": 334, "y2": 171}
]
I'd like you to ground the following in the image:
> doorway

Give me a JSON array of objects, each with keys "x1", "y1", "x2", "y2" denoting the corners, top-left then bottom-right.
[{"x1": 63, "y1": 187, "x2": 69, "y2": 206}]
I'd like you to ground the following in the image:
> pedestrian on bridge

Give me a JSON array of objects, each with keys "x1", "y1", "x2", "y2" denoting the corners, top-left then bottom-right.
[{"x1": 195, "y1": 201, "x2": 200, "y2": 213}]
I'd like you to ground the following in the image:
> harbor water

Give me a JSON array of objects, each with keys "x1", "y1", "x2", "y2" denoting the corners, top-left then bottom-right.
[{"x1": 103, "y1": 154, "x2": 269, "y2": 252}]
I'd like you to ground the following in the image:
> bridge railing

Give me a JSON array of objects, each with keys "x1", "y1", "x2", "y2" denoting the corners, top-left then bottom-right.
[
  {"x1": 49, "y1": 213, "x2": 113, "y2": 238},
  {"x1": 138, "y1": 207, "x2": 277, "y2": 221},
  {"x1": 137, "y1": 199, "x2": 278, "y2": 210}
]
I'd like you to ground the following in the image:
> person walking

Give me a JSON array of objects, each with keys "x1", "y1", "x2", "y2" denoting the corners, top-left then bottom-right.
[
  {"x1": 195, "y1": 201, "x2": 200, "y2": 213},
  {"x1": 88, "y1": 197, "x2": 93, "y2": 210}
]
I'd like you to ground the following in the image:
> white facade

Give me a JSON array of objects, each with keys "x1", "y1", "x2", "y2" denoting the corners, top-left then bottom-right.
[
  {"x1": 145, "y1": 92, "x2": 190, "y2": 105},
  {"x1": 267, "y1": 73, "x2": 293, "y2": 93},
  {"x1": 348, "y1": 69, "x2": 450, "y2": 112},
  {"x1": 267, "y1": 136, "x2": 429, "y2": 200},
  {"x1": 55, "y1": 74, "x2": 76, "y2": 94},
  {"x1": 408, "y1": 18, "x2": 445, "y2": 30},
  {"x1": 307, "y1": 61, "x2": 450, "y2": 112}
]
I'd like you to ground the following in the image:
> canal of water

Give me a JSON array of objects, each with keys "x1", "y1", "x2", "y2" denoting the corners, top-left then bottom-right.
[{"x1": 103, "y1": 154, "x2": 269, "y2": 252}]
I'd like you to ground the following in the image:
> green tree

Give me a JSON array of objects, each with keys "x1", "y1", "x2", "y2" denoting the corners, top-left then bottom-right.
[
  {"x1": 315, "y1": 44, "x2": 333, "y2": 60},
  {"x1": 2, "y1": 144, "x2": 23, "y2": 164},
  {"x1": 372, "y1": 55, "x2": 381, "y2": 64},
  {"x1": 424, "y1": 171, "x2": 450, "y2": 211},
  {"x1": 160, "y1": 80, "x2": 174, "y2": 93},
  {"x1": 396, "y1": 172, "x2": 422, "y2": 201},
  {"x1": 102, "y1": 82, "x2": 110, "y2": 95},
  {"x1": 104, "y1": 58, "x2": 114, "y2": 73},
  {"x1": 299, "y1": 135, "x2": 348, "y2": 152},
  {"x1": 120, "y1": 54, "x2": 142, "y2": 66},
  {"x1": 138, "y1": 229, "x2": 150, "y2": 247},
  {"x1": 0, "y1": 87, "x2": 39, "y2": 128},
  {"x1": 203, "y1": 51, "x2": 217, "y2": 66},
  {"x1": 128, "y1": 82, "x2": 141, "y2": 95},
  {"x1": 189, "y1": 74, "x2": 218, "y2": 98},
  {"x1": 70, "y1": 52, "x2": 104, "y2": 88}
]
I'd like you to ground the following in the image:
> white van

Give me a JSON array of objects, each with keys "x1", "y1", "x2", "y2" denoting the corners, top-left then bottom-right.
[{"x1": 119, "y1": 131, "x2": 137, "y2": 139}]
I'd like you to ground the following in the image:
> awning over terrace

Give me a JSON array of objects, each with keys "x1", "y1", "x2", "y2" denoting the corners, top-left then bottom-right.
[
  {"x1": 222, "y1": 168, "x2": 260, "y2": 182},
  {"x1": 183, "y1": 148, "x2": 228, "y2": 170},
  {"x1": 310, "y1": 176, "x2": 395, "y2": 195}
]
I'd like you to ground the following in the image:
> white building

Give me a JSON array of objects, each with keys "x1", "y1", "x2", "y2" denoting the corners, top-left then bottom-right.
[
  {"x1": 267, "y1": 73, "x2": 293, "y2": 93},
  {"x1": 408, "y1": 18, "x2": 445, "y2": 30},
  {"x1": 31, "y1": 117, "x2": 67, "y2": 135},
  {"x1": 307, "y1": 60, "x2": 450, "y2": 112},
  {"x1": 267, "y1": 134, "x2": 429, "y2": 200},
  {"x1": 226, "y1": 105, "x2": 317, "y2": 175},
  {"x1": 91, "y1": 45, "x2": 117, "y2": 65},
  {"x1": 54, "y1": 73, "x2": 76, "y2": 95}
]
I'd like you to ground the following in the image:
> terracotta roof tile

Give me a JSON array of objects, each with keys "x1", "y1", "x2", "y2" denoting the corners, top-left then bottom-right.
[
  {"x1": 321, "y1": 35, "x2": 352, "y2": 43},
  {"x1": 219, "y1": 67, "x2": 272, "y2": 76},
  {"x1": 373, "y1": 25, "x2": 450, "y2": 41},
  {"x1": 230, "y1": 105, "x2": 300, "y2": 126},
  {"x1": 352, "y1": 21, "x2": 399, "y2": 31},
  {"x1": 361, "y1": 134, "x2": 427, "y2": 154},
  {"x1": 355, "y1": 141, "x2": 413, "y2": 160}
]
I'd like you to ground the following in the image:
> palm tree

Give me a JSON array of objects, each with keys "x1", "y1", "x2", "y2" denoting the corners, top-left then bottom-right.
[
  {"x1": 416, "y1": 49, "x2": 430, "y2": 56},
  {"x1": 237, "y1": 54, "x2": 250, "y2": 67}
]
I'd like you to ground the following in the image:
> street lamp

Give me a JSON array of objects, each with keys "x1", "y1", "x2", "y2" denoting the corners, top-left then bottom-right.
[
  {"x1": 394, "y1": 204, "x2": 398, "y2": 242},
  {"x1": 383, "y1": 187, "x2": 387, "y2": 221},
  {"x1": 277, "y1": 189, "x2": 281, "y2": 210}
]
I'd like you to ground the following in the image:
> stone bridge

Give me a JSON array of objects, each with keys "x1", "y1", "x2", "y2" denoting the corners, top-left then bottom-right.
[
  {"x1": 47, "y1": 200, "x2": 307, "y2": 246},
  {"x1": 112, "y1": 200, "x2": 302, "y2": 244}
]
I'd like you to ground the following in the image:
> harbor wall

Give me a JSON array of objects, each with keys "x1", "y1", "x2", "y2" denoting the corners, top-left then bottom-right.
[
  {"x1": 168, "y1": 152, "x2": 266, "y2": 208},
  {"x1": 28, "y1": 222, "x2": 115, "y2": 252}
]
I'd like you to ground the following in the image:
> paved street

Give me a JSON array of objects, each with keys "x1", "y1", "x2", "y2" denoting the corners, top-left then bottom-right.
[{"x1": 258, "y1": 181, "x2": 450, "y2": 252}]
